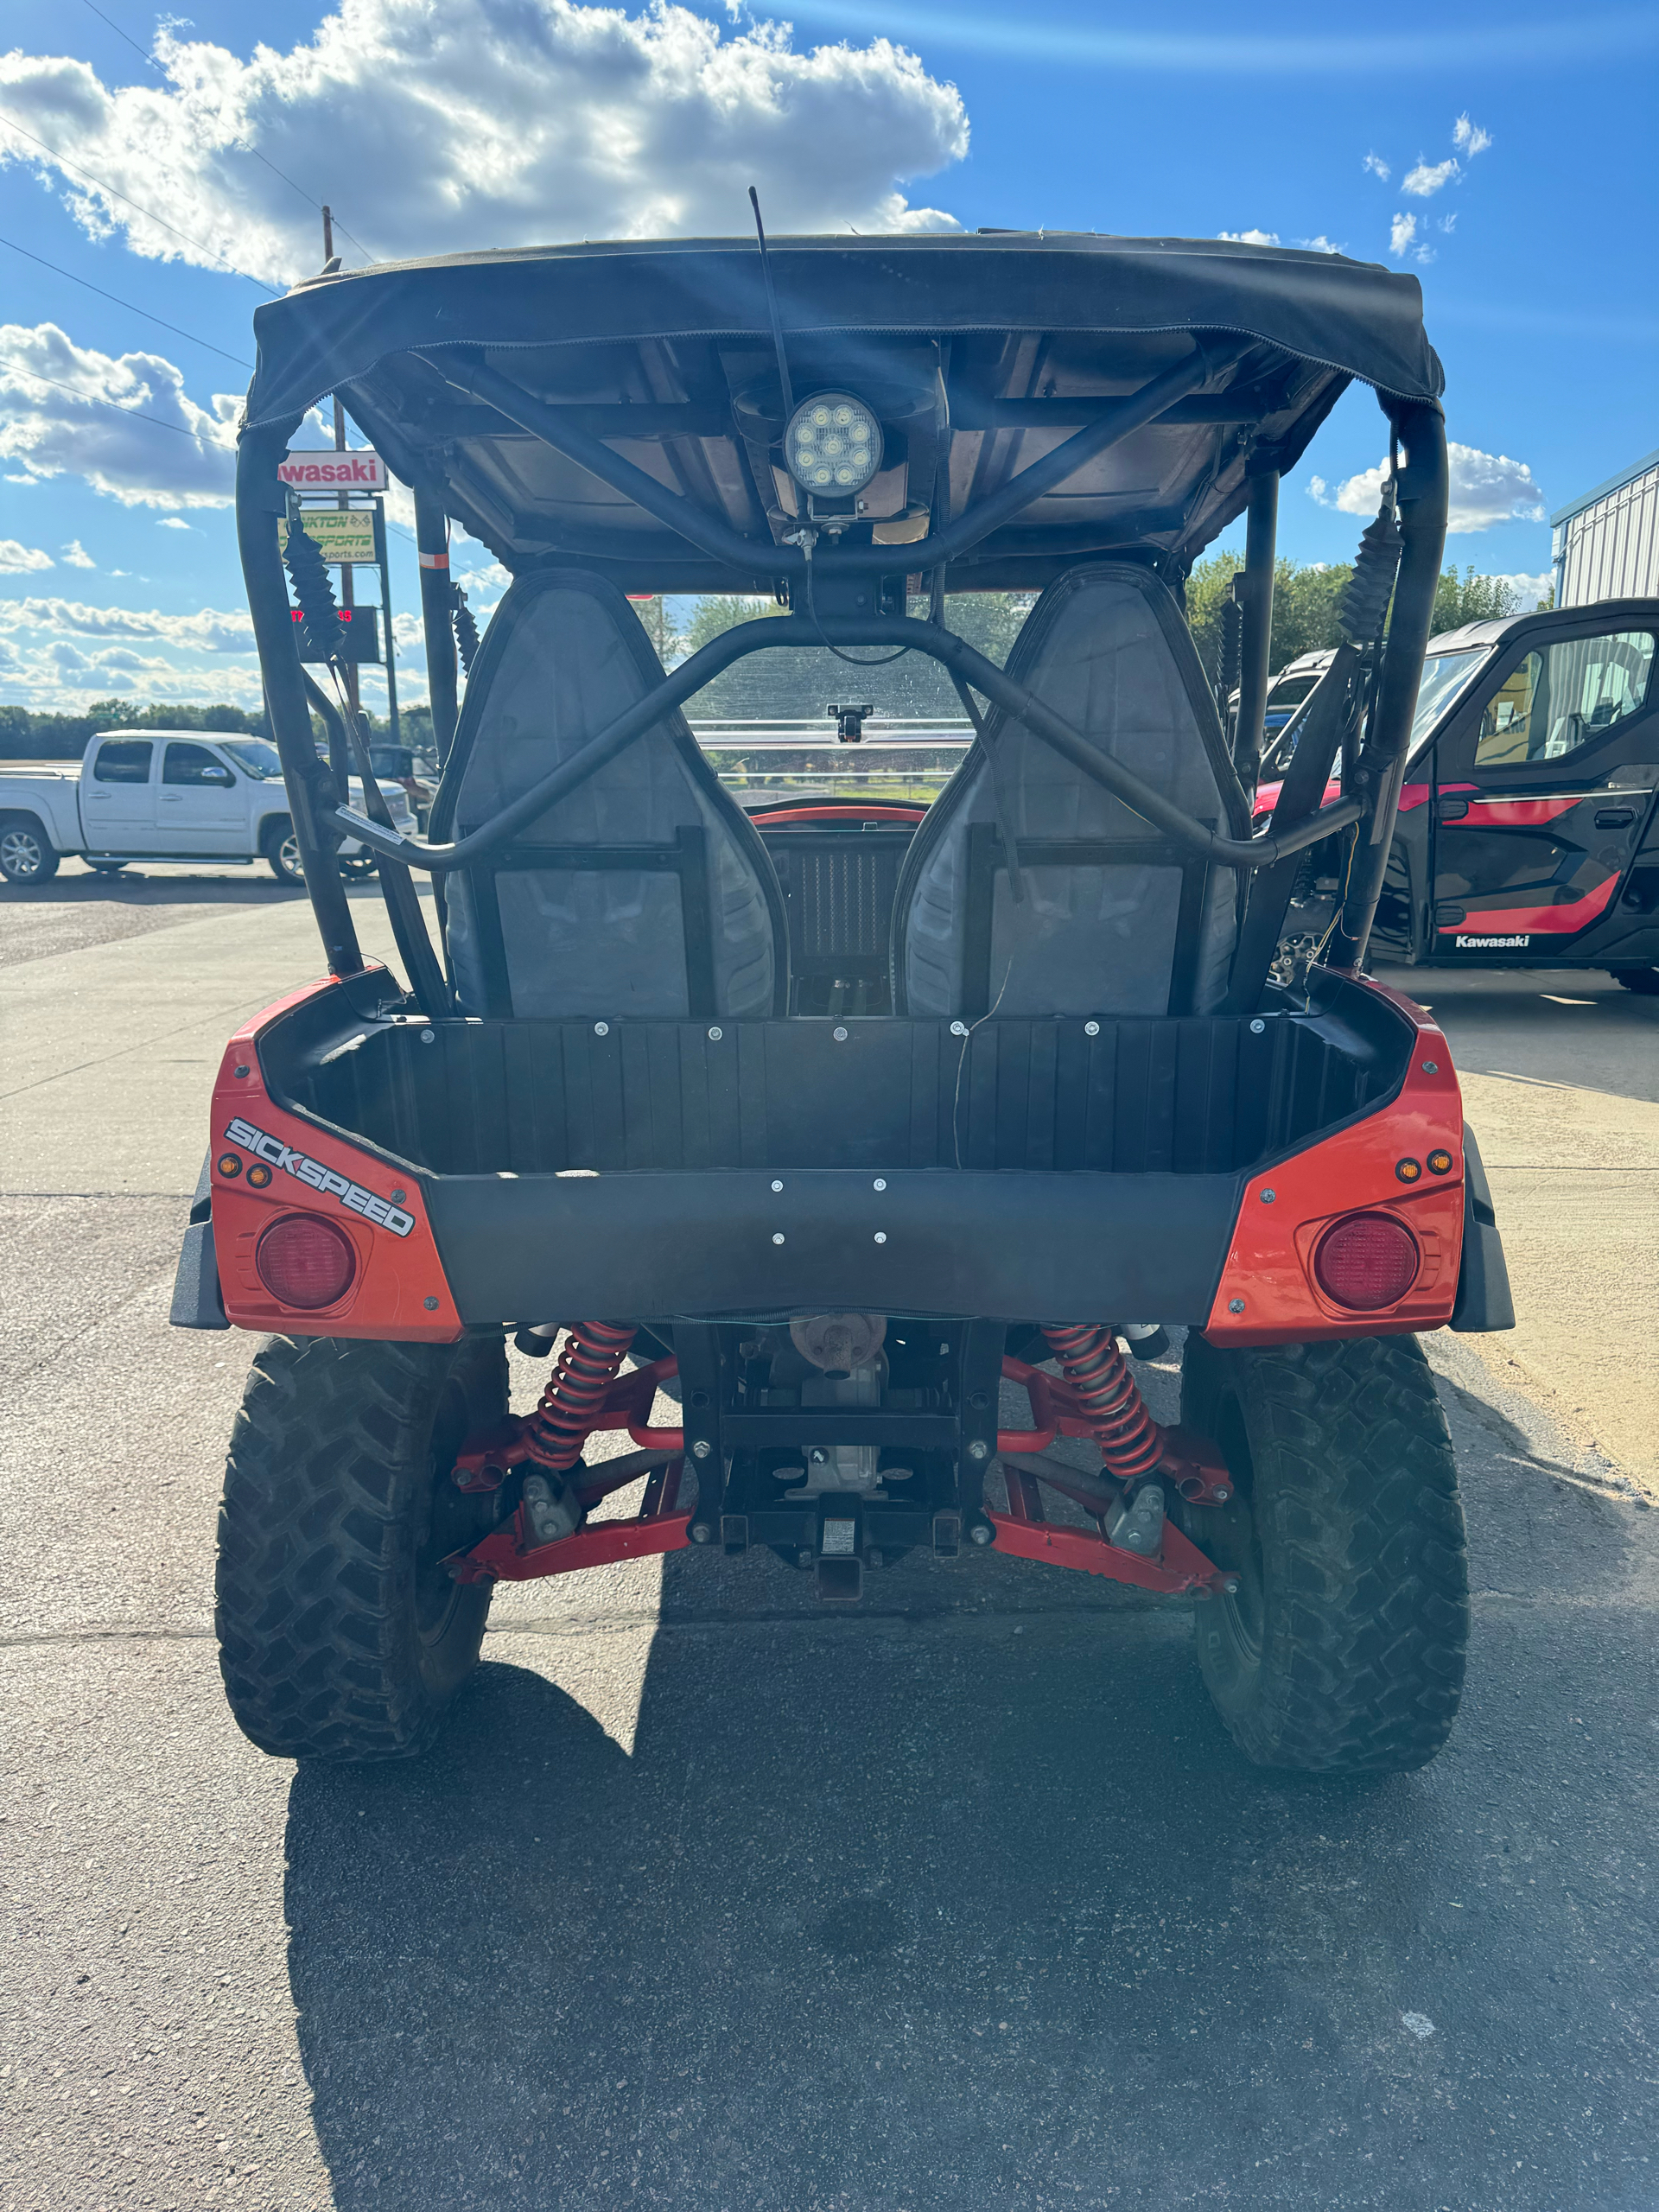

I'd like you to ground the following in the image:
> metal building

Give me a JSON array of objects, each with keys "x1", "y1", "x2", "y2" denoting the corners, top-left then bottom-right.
[{"x1": 1551, "y1": 448, "x2": 1659, "y2": 607}]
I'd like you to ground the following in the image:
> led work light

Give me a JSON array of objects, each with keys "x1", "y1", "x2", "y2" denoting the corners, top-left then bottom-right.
[{"x1": 785, "y1": 391, "x2": 882, "y2": 497}]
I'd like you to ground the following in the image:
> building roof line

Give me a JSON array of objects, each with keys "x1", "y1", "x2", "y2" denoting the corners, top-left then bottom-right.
[{"x1": 1552, "y1": 447, "x2": 1659, "y2": 528}]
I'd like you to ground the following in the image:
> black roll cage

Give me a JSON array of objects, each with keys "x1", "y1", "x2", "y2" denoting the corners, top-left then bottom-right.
[{"x1": 236, "y1": 346, "x2": 1448, "y2": 1005}]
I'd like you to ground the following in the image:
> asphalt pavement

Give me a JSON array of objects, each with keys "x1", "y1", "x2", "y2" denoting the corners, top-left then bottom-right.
[{"x1": 2, "y1": 861, "x2": 1656, "y2": 2212}]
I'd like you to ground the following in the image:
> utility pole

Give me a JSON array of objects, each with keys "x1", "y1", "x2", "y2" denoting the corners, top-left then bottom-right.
[
  {"x1": 415, "y1": 489, "x2": 460, "y2": 762},
  {"x1": 322, "y1": 207, "x2": 362, "y2": 721}
]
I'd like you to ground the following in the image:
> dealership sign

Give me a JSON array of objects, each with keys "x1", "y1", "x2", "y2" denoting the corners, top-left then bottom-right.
[
  {"x1": 278, "y1": 448, "x2": 388, "y2": 492},
  {"x1": 278, "y1": 510, "x2": 377, "y2": 565}
]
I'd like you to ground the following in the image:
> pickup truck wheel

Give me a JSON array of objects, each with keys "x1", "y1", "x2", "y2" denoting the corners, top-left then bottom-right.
[
  {"x1": 1179, "y1": 1332, "x2": 1468, "y2": 1776},
  {"x1": 262, "y1": 819, "x2": 305, "y2": 885},
  {"x1": 338, "y1": 849, "x2": 378, "y2": 880},
  {"x1": 216, "y1": 1333, "x2": 508, "y2": 1762},
  {"x1": 1610, "y1": 967, "x2": 1659, "y2": 995},
  {"x1": 0, "y1": 816, "x2": 60, "y2": 884}
]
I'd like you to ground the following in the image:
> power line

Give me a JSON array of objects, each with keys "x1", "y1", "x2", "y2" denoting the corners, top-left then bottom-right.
[
  {"x1": 0, "y1": 359, "x2": 230, "y2": 446},
  {"x1": 77, "y1": 0, "x2": 383, "y2": 268},
  {"x1": 4, "y1": 358, "x2": 422, "y2": 550},
  {"x1": 0, "y1": 232, "x2": 253, "y2": 368},
  {"x1": 0, "y1": 106, "x2": 286, "y2": 296}
]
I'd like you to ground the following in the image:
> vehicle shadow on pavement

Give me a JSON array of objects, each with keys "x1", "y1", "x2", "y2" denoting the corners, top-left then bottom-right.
[
  {"x1": 282, "y1": 1364, "x2": 1654, "y2": 2212},
  {"x1": 277, "y1": 1553, "x2": 1612, "y2": 2212}
]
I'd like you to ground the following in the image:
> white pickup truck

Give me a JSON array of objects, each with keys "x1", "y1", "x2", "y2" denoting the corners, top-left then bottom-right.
[{"x1": 0, "y1": 729, "x2": 414, "y2": 886}]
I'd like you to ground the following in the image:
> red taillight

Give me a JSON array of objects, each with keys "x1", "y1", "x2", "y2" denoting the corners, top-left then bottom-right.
[
  {"x1": 1313, "y1": 1213, "x2": 1421, "y2": 1311},
  {"x1": 255, "y1": 1213, "x2": 358, "y2": 1309}
]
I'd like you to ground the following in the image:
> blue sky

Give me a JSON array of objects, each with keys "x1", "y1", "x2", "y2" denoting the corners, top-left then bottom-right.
[{"x1": 1, "y1": 0, "x2": 1652, "y2": 715}]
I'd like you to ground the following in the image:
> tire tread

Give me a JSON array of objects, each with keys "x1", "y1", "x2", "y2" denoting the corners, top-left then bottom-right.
[
  {"x1": 1182, "y1": 1332, "x2": 1470, "y2": 1775},
  {"x1": 215, "y1": 1333, "x2": 503, "y2": 1762}
]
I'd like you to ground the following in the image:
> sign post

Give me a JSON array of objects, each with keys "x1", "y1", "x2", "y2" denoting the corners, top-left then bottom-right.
[
  {"x1": 283, "y1": 440, "x2": 401, "y2": 743},
  {"x1": 373, "y1": 501, "x2": 401, "y2": 748}
]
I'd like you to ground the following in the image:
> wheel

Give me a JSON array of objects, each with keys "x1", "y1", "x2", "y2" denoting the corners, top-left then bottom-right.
[
  {"x1": 1179, "y1": 1332, "x2": 1468, "y2": 1775},
  {"x1": 216, "y1": 1333, "x2": 509, "y2": 1761},
  {"x1": 0, "y1": 816, "x2": 60, "y2": 884},
  {"x1": 263, "y1": 818, "x2": 304, "y2": 885},
  {"x1": 1609, "y1": 967, "x2": 1659, "y2": 995},
  {"x1": 88, "y1": 860, "x2": 128, "y2": 876},
  {"x1": 338, "y1": 849, "x2": 378, "y2": 880}
]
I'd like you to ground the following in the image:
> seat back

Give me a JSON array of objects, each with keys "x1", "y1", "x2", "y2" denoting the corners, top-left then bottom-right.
[
  {"x1": 892, "y1": 564, "x2": 1248, "y2": 1019},
  {"x1": 439, "y1": 569, "x2": 787, "y2": 1019}
]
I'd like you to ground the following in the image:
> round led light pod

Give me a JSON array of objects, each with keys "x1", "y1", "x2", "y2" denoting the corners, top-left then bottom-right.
[{"x1": 785, "y1": 391, "x2": 882, "y2": 497}]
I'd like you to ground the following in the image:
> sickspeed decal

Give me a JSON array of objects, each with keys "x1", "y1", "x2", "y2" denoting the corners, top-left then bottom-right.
[
  {"x1": 222, "y1": 1116, "x2": 414, "y2": 1236},
  {"x1": 1454, "y1": 933, "x2": 1531, "y2": 949}
]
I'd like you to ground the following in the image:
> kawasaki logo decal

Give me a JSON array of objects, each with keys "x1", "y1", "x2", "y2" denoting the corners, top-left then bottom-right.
[
  {"x1": 1454, "y1": 933, "x2": 1531, "y2": 949},
  {"x1": 222, "y1": 1116, "x2": 415, "y2": 1236}
]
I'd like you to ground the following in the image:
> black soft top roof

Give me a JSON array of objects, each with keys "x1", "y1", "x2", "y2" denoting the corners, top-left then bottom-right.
[{"x1": 245, "y1": 232, "x2": 1442, "y2": 590}]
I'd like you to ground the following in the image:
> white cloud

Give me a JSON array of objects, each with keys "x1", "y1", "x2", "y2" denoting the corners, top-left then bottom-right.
[
  {"x1": 1390, "y1": 212, "x2": 1418, "y2": 257},
  {"x1": 0, "y1": 631, "x2": 268, "y2": 710},
  {"x1": 1362, "y1": 152, "x2": 1390, "y2": 181},
  {"x1": 156, "y1": 516, "x2": 192, "y2": 530},
  {"x1": 461, "y1": 561, "x2": 513, "y2": 592},
  {"x1": 0, "y1": 323, "x2": 238, "y2": 506},
  {"x1": 1296, "y1": 235, "x2": 1343, "y2": 254},
  {"x1": 60, "y1": 538, "x2": 95, "y2": 567},
  {"x1": 1402, "y1": 157, "x2": 1459, "y2": 198},
  {"x1": 1325, "y1": 442, "x2": 1546, "y2": 533},
  {"x1": 1453, "y1": 113, "x2": 1493, "y2": 156},
  {"x1": 1217, "y1": 228, "x2": 1280, "y2": 245},
  {"x1": 1490, "y1": 571, "x2": 1551, "y2": 608},
  {"x1": 0, "y1": 538, "x2": 54, "y2": 571},
  {"x1": 0, "y1": 594, "x2": 255, "y2": 652},
  {"x1": 0, "y1": 3, "x2": 968, "y2": 286}
]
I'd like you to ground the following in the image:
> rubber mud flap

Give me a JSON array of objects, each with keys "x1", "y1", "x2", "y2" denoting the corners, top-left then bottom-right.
[
  {"x1": 169, "y1": 1153, "x2": 228, "y2": 1330},
  {"x1": 1451, "y1": 1123, "x2": 1515, "y2": 1333}
]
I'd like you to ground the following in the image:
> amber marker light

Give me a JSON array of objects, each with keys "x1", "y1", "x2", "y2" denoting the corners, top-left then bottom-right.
[
  {"x1": 1427, "y1": 1148, "x2": 1454, "y2": 1174},
  {"x1": 1395, "y1": 1157, "x2": 1423, "y2": 1184}
]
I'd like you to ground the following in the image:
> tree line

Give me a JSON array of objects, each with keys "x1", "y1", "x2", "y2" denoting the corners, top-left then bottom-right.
[
  {"x1": 0, "y1": 565, "x2": 1546, "y2": 757},
  {"x1": 662, "y1": 562, "x2": 1548, "y2": 683},
  {"x1": 1182, "y1": 558, "x2": 1549, "y2": 690},
  {"x1": 0, "y1": 698, "x2": 433, "y2": 762}
]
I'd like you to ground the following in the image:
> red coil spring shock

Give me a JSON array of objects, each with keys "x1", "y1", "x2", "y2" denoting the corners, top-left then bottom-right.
[
  {"x1": 1042, "y1": 1324, "x2": 1166, "y2": 1483},
  {"x1": 523, "y1": 1322, "x2": 637, "y2": 1471}
]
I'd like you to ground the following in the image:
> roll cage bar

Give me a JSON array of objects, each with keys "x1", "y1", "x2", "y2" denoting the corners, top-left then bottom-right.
[{"x1": 236, "y1": 350, "x2": 1448, "y2": 1006}]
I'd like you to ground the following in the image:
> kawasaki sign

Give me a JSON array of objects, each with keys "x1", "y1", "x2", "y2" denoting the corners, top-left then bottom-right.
[{"x1": 278, "y1": 448, "x2": 388, "y2": 492}]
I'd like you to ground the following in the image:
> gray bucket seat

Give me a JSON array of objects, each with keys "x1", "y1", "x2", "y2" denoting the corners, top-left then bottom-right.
[
  {"x1": 892, "y1": 563, "x2": 1249, "y2": 1019},
  {"x1": 438, "y1": 569, "x2": 788, "y2": 1019}
]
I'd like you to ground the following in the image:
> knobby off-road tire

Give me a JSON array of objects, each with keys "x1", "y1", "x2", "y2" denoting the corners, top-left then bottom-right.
[
  {"x1": 1179, "y1": 1332, "x2": 1469, "y2": 1776},
  {"x1": 217, "y1": 1334, "x2": 508, "y2": 1761}
]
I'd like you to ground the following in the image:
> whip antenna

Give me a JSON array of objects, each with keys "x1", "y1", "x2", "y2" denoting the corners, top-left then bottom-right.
[{"x1": 748, "y1": 186, "x2": 795, "y2": 421}]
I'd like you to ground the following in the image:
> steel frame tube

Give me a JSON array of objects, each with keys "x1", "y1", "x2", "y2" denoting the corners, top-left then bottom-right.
[
  {"x1": 331, "y1": 613, "x2": 1363, "y2": 875},
  {"x1": 445, "y1": 346, "x2": 1222, "y2": 582},
  {"x1": 414, "y1": 488, "x2": 460, "y2": 762},
  {"x1": 1326, "y1": 404, "x2": 1450, "y2": 971},
  {"x1": 1218, "y1": 643, "x2": 1360, "y2": 1013},
  {"x1": 1232, "y1": 469, "x2": 1279, "y2": 791},
  {"x1": 302, "y1": 672, "x2": 452, "y2": 1015},
  {"x1": 236, "y1": 425, "x2": 364, "y2": 977}
]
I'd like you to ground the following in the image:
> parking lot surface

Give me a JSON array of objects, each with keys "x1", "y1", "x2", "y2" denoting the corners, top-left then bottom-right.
[{"x1": 3, "y1": 862, "x2": 1656, "y2": 2211}]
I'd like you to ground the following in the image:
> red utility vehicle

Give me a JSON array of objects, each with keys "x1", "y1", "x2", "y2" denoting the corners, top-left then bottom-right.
[{"x1": 174, "y1": 231, "x2": 1512, "y2": 1775}]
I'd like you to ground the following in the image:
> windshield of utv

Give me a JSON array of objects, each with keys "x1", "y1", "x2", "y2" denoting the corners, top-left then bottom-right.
[{"x1": 670, "y1": 591, "x2": 1031, "y2": 804}]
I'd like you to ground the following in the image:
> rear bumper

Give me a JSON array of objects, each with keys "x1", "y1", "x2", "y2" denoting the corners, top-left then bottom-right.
[{"x1": 425, "y1": 1166, "x2": 1240, "y2": 1325}]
